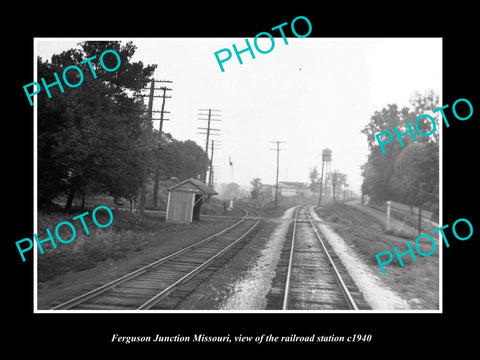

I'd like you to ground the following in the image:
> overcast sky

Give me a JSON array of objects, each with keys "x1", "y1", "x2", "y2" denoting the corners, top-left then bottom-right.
[{"x1": 36, "y1": 37, "x2": 442, "y2": 193}]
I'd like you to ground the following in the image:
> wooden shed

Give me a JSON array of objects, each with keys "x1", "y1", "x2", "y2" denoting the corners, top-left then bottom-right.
[{"x1": 165, "y1": 178, "x2": 217, "y2": 223}]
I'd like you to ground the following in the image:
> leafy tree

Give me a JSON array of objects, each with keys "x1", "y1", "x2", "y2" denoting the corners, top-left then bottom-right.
[
  {"x1": 308, "y1": 166, "x2": 319, "y2": 192},
  {"x1": 360, "y1": 104, "x2": 409, "y2": 203},
  {"x1": 361, "y1": 104, "x2": 412, "y2": 150},
  {"x1": 409, "y1": 89, "x2": 440, "y2": 144},
  {"x1": 250, "y1": 178, "x2": 262, "y2": 200},
  {"x1": 331, "y1": 170, "x2": 348, "y2": 203},
  {"x1": 179, "y1": 140, "x2": 210, "y2": 180},
  {"x1": 391, "y1": 141, "x2": 439, "y2": 207},
  {"x1": 360, "y1": 90, "x2": 439, "y2": 205},
  {"x1": 156, "y1": 136, "x2": 209, "y2": 182},
  {"x1": 37, "y1": 41, "x2": 156, "y2": 210}
]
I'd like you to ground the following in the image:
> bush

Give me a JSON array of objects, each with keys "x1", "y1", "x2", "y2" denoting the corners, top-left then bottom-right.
[
  {"x1": 383, "y1": 226, "x2": 416, "y2": 240},
  {"x1": 330, "y1": 216, "x2": 340, "y2": 223}
]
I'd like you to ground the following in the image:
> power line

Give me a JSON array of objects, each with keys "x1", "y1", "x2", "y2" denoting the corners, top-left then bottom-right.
[
  {"x1": 138, "y1": 78, "x2": 173, "y2": 213},
  {"x1": 198, "y1": 108, "x2": 221, "y2": 183},
  {"x1": 270, "y1": 141, "x2": 286, "y2": 209},
  {"x1": 151, "y1": 80, "x2": 173, "y2": 208}
]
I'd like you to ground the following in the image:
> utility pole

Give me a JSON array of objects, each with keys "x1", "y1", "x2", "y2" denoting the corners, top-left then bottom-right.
[
  {"x1": 318, "y1": 148, "x2": 332, "y2": 207},
  {"x1": 138, "y1": 79, "x2": 155, "y2": 216},
  {"x1": 138, "y1": 78, "x2": 172, "y2": 214},
  {"x1": 197, "y1": 109, "x2": 221, "y2": 183},
  {"x1": 151, "y1": 80, "x2": 172, "y2": 209},
  {"x1": 270, "y1": 141, "x2": 286, "y2": 209},
  {"x1": 332, "y1": 170, "x2": 337, "y2": 203},
  {"x1": 208, "y1": 139, "x2": 222, "y2": 188},
  {"x1": 208, "y1": 139, "x2": 215, "y2": 187},
  {"x1": 318, "y1": 159, "x2": 325, "y2": 207}
]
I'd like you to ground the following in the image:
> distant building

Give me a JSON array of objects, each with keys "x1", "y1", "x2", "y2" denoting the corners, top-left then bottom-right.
[{"x1": 278, "y1": 181, "x2": 312, "y2": 197}]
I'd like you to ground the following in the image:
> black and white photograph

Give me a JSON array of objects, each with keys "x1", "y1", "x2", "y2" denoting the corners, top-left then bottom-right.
[{"x1": 32, "y1": 37, "x2": 441, "y2": 312}]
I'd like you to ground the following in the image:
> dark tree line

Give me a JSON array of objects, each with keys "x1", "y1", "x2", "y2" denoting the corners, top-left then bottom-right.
[
  {"x1": 155, "y1": 132, "x2": 210, "y2": 181},
  {"x1": 309, "y1": 167, "x2": 348, "y2": 203},
  {"x1": 37, "y1": 41, "x2": 209, "y2": 210},
  {"x1": 360, "y1": 90, "x2": 439, "y2": 215}
]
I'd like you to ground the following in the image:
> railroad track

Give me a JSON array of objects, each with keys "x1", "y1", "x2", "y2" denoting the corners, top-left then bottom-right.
[
  {"x1": 267, "y1": 205, "x2": 371, "y2": 310},
  {"x1": 52, "y1": 207, "x2": 262, "y2": 310}
]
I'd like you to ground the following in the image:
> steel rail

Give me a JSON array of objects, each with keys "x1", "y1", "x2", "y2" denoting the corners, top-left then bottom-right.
[
  {"x1": 305, "y1": 206, "x2": 359, "y2": 310},
  {"x1": 282, "y1": 206, "x2": 300, "y2": 310},
  {"x1": 51, "y1": 208, "x2": 251, "y2": 310},
  {"x1": 137, "y1": 207, "x2": 262, "y2": 309}
]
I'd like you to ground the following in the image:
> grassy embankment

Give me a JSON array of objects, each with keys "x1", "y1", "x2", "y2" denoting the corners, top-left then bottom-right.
[
  {"x1": 37, "y1": 181, "x2": 236, "y2": 282},
  {"x1": 317, "y1": 203, "x2": 439, "y2": 309}
]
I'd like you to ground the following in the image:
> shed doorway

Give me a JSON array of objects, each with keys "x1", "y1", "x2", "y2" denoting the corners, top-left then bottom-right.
[{"x1": 192, "y1": 194, "x2": 203, "y2": 221}]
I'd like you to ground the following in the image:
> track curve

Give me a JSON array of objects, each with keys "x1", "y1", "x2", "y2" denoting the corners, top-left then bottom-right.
[{"x1": 52, "y1": 207, "x2": 262, "y2": 310}]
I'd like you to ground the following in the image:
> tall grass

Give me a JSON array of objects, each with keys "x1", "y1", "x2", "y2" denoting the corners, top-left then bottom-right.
[
  {"x1": 318, "y1": 203, "x2": 439, "y2": 308},
  {"x1": 36, "y1": 209, "x2": 165, "y2": 281}
]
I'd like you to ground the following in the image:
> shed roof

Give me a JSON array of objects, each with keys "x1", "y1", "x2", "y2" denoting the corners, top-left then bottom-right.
[{"x1": 166, "y1": 178, "x2": 218, "y2": 195}]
